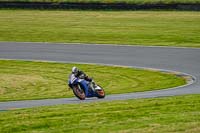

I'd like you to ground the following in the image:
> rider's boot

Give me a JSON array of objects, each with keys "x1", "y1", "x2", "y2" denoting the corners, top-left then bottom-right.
[{"x1": 89, "y1": 81, "x2": 96, "y2": 92}]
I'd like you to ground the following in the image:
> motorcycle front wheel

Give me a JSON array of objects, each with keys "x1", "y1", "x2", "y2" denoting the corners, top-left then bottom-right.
[{"x1": 72, "y1": 84, "x2": 86, "y2": 100}]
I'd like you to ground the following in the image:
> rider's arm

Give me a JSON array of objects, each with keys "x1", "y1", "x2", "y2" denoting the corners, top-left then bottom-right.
[
  {"x1": 77, "y1": 71, "x2": 85, "y2": 77},
  {"x1": 85, "y1": 76, "x2": 92, "y2": 82},
  {"x1": 78, "y1": 71, "x2": 92, "y2": 81}
]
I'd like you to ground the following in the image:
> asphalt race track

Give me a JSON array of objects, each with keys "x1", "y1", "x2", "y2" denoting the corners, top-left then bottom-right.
[{"x1": 0, "y1": 42, "x2": 200, "y2": 110}]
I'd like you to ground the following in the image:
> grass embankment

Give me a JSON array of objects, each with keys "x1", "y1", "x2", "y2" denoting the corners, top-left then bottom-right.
[
  {"x1": 0, "y1": 60, "x2": 186, "y2": 101},
  {"x1": 0, "y1": 10, "x2": 199, "y2": 47},
  {"x1": 2, "y1": 0, "x2": 200, "y2": 4},
  {"x1": 0, "y1": 94, "x2": 200, "y2": 132}
]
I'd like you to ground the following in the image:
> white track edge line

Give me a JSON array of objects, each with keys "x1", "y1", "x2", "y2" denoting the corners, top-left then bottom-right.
[{"x1": 1, "y1": 41, "x2": 200, "y2": 50}]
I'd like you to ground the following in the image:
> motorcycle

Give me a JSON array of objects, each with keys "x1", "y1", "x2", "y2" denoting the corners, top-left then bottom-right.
[{"x1": 68, "y1": 74, "x2": 105, "y2": 100}]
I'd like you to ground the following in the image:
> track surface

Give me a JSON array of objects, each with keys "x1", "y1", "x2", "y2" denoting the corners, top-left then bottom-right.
[{"x1": 0, "y1": 42, "x2": 200, "y2": 110}]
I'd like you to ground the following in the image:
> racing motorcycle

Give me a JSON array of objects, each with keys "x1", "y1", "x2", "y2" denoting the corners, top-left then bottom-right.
[{"x1": 69, "y1": 74, "x2": 105, "y2": 100}]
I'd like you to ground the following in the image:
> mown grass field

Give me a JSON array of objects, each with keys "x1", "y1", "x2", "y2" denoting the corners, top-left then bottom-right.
[
  {"x1": 3, "y1": 0, "x2": 200, "y2": 4},
  {"x1": 0, "y1": 10, "x2": 199, "y2": 47},
  {"x1": 0, "y1": 60, "x2": 186, "y2": 101},
  {"x1": 0, "y1": 94, "x2": 200, "y2": 132}
]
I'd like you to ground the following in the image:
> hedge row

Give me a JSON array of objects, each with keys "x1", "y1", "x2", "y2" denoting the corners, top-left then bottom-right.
[{"x1": 0, "y1": 1, "x2": 200, "y2": 10}]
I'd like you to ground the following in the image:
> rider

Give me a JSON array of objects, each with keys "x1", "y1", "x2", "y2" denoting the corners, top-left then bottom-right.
[{"x1": 68, "y1": 66, "x2": 93, "y2": 89}]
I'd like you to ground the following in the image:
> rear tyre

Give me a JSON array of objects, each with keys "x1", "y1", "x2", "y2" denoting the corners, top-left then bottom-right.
[
  {"x1": 72, "y1": 84, "x2": 86, "y2": 100},
  {"x1": 95, "y1": 85, "x2": 105, "y2": 98}
]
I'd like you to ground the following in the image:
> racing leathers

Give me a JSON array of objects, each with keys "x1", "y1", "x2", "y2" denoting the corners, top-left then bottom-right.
[{"x1": 68, "y1": 70, "x2": 92, "y2": 89}]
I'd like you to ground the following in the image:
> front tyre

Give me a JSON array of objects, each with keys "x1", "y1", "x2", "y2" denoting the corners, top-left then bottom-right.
[
  {"x1": 95, "y1": 85, "x2": 105, "y2": 98},
  {"x1": 72, "y1": 84, "x2": 86, "y2": 100}
]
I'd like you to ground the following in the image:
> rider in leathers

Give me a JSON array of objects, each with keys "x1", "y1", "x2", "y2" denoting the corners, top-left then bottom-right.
[{"x1": 68, "y1": 66, "x2": 92, "y2": 89}]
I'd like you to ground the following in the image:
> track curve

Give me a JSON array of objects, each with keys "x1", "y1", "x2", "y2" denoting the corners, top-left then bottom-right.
[{"x1": 0, "y1": 42, "x2": 200, "y2": 110}]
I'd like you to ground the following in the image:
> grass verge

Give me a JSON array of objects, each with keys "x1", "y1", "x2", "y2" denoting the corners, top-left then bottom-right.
[
  {"x1": 0, "y1": 60, "x2": 186, "y2": 101},
  {"x1": 0, "y1": 94, "x2": 200, "y2": 132},
  {"x1": 0, "y1": 10, "x2": 200, "y2": 47}
]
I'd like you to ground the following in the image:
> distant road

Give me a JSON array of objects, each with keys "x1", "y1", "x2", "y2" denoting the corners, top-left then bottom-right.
[{"x1": 0, "y1": 42, "x2": 200, "y2": 110}]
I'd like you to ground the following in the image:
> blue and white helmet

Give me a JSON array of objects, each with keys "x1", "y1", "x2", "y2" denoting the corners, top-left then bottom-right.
[{"x1": 72, "y1": 66, "x2": 79, "y2": 74}]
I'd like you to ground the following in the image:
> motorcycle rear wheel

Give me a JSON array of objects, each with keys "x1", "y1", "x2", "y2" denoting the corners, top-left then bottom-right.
[{"x1": 95, "y1": 85, "x2": 105, "y2": 98}]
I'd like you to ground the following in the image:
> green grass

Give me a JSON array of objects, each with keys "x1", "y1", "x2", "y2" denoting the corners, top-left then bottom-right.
[
  {"x1": 0, "y1": 60, "x2": 186, "y2": 101},
  {"x1": 0, "y1": 10, "x2": 200, "y2": 47},
  {"x1": 0, "y1": 94, "x2": 200, "y2": 132},
  {"x1": 3, "y1": 0, "x2": 200, "y2": 4}
]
